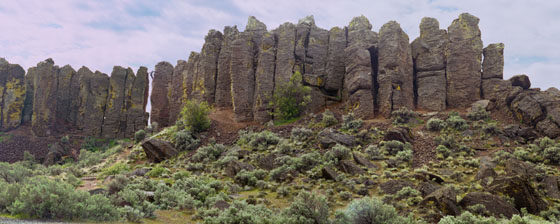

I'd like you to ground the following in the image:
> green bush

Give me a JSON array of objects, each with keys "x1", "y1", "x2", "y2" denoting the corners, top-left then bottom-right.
[
  {"x1": 235, "y1": 169, "x2": 267, "y2": 187},
  {"x1": 283, "y1": 191, "x2": 330, "y2": 224},
  {"x1": 291, "y1": 127, "x2": 313, "y2": 142},
  {"x1": 437, "y1": 145, "x2": 451, "y2": 158},
  {"x1": 0, "y1": 162, "x2": 35, "y2": 183},
  {"x1": 395, "y1": 148, "x2": 414, "y2": 163},
  {"x1": 99, "y1": 162, "x2": 129, "y2": 179},
  {"x1": 438, "y1": 211, "x2": 552, "y2": 224},
  {"x1": 5, "y1": 176, "x2": 121, "y2": 221},
  {"x1": 269, "y1": 71, "x2": 311, "y2": 121},
  {"x1": 61, "y1": 135, "x2": 70, "y2": 144},
  {"x1": 392, "y1": 107, "x2": 416, "y2": 124},
  {"x1": 238, "y1": 130, "x2": 281, "y2": 151},
  {"x1": 114, "y1": 188, "x2": 156, "y2": 220},
  {"x1": 154, "y1": 183, "x2": 197, "y2": 210},
  {"x1": 467, "y1": 107, "x2": 490, "y2": 121},
  {"x1": 446, "y1": 114, "x2": 468, "y2": 131},
  {"x1": 192, "y1": 144, "x2": 227, "y2": 162},
  {"x1": 365, "y1": 145, "x2": 384, "y2": 160},
  {"x1": 107, "y1": 174, "x2": 129, "y2": 194},
  {"x1": 134, "y1": 130, "x2": 146, "y2": 143},
  {"x1": 201, "y1": 200, "x2": 280, "y2": 224},
  {"x1": 343, "y1": 197, "x2": 413, "y2": 224},
  {"x1": 326, "y1": 144, "x2": 352, "y2": 163},
  {"x1": 178, "y1": 100, "x2": 212, "y2": 133},
  {"x1": 341, "y1": 113, "x2": 363, "y2": 132},
  {"x1": 322, "y1": 109, "x2": 338, "y2": 127},
  {"x1": 146, "y1": 165, "x2": 170, "y2": 178},
  {"x1": 77, "y1": 149, "x2": 103, "y2": 168},
  {"x1": 174, "y1": 130, "x2": 200, "y2": 151},
  {"x1": 427, "y1": 118, "x2": 447, "y2": 131},
  {"x1": 544, "y1": 146, "x2": 560, "y2": 164}
]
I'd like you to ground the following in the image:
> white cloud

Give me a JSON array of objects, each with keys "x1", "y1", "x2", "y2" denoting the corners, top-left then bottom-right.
[{"x1": 0, "y1": 0, "x2": 558, "y2": 90}]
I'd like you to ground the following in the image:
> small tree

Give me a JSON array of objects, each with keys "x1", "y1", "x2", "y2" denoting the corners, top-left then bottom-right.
[
  {"x1": 269, "y1": 72, "x2": 311, "y2": 121},
  {"x1": 178, "y1": 100, "x2": 211, "y2": 133}
]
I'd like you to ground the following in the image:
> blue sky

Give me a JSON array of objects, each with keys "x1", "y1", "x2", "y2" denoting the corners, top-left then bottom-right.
[{"x1": 0, "y1": 0, "x2": 559, "y2": 90}]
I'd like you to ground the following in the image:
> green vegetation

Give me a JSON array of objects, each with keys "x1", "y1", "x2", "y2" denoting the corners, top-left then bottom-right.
[
  {"x1": 134, "y1": 129, "x2": 146, "y2": 143},
  {"x1": 178, "y1": 99, "x2": 212, "y2": 133},
  {"x1": 269, "y1": 71, "x2": 311, "y2": 121},
  {"x1": 392, "y1": 107, "x2": 417, "y2": 124}
]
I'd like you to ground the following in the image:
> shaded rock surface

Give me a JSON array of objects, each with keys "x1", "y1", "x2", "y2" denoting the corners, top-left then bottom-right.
[
  {"x1": 0, "y1": 58, "x2": 26, "y2": 131},
  {"x1": 141, "y1": 138, "x2": 179, "y2": 163},
  {"x1": 459, "y1": 192, "x2": 519, "y2": 218}
]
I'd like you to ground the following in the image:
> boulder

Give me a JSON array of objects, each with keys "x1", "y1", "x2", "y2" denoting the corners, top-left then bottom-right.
[
  {"x1": 192, "y1": 30, "x2": 223, "y2": 103},
  {"x1": 416, "y1": 71, "x2": 446, "y2": 111},
  {"x1": 230, "y1": 32, "x2": 256, "y2": 122},
  {"x1": 421, "y1": 187, "x2": 460, "y2": 216},
  {"x1": 321, "y1": 166, "x2": 338, "y2": 181},
  {"x1": 446, "y1": 13, "x2": 483, "y2": 108},
  {"x1": 482, "y1": 78, "x2": 513, "y2": 105},
  {"x1": 225, "y1": 160, "x2": 255, "y2": 178},
  {"x1": 0, "y1": 58, "x2": 26, "y2": 131},
  {"x1": 503, "y1": 124, "x2": 538, "y2": 142},
  {"x1": 417, "y1": 181, "x2": 441, "y2": 197},
  {"x1": 338, "y1": 160, "x2": 365, "y2": 175},
  {"x1": 347, "y1": 89, "x2": 375, "y2": 119},
  {"x1": 253, "y1": 32, "x2": 276, "y2": 122},
  {"x1": 150, "y1": 62, "x2": 174, "y2": 128},
  {"x1": 380, "y1": 180, "x2": 415, "y2": 194},
  {"x1": 378, "y1": 21, "x2": 414, "y2": 117},
  {"x1": 509, "y1": 75, "x2": 531, "y2": 90},
  {"x1": 510, "y1": 91, "x2": 544, "y2": 125},
  {"x1": 459, "y1": 192, "x2": 519, "y2": 218},
  {"x1": 318, "y1": 129, "x2": 356, "y2": 148},
  {"x1": 30, "y1": 59, "x2": 59, "y2": 136},
  {"x1": 257, "y1": 153, "x2": 283, "y2": 170},
  {"x1": 482, "y1": 43, "x2": 505, "y2": 79},
  {"x1": 76, "y1": 67, "x2": 109, "y2": 136},
  {"x1": 102, "y1": 66, "x2": 135, "y2": 138},
  {"x1": 125, "y1": 67, "x2": 150, "y2": 137},
  {"x1": 384, "y1": 126, "x2": 413, "y2": 143},
  {"x1": 475, "y1": 165, "x2": 497, "y2": 182},
  {"x1": 215, "y1": 26, "x2": 239, "y2": 108},
  {"x1": 488, "y1": 175, "x2": 548, "y2": 214},
  {"x1": 353, "y1": 152, "x2": 377, "y2": 169},
  {"x1": 543, "y1": 176, "x2": 560, "y2": 199},
  {"x1": 128, "y1": 167, "x2": 151, "y2": 177},
  {"x1": 324, "y1": 26, "x2": 347, "y2": 92},
  {"x1": 141, "y1": 138, "x2": 179, "y2": 163}
]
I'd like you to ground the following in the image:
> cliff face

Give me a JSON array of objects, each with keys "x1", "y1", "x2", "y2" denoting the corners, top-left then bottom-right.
[
  {"x1": 0, "y1": 13, "x2": 559, "y2": 140},
  {"x1": 0, "y1": 58, "x2": 149, "y2": 138},
  {"x1": 149, "y1": 13, "x2": 560, "y2": 139}
]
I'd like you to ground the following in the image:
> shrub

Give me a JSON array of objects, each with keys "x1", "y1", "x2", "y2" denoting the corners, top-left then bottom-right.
[
  {"x1": 77, "y1": 149, "x2": 103, "y2": 168},
  {"x1": 291, "y1": 127, "x2": 313, "y2": 142},
  {"x1": 436, "y1": 145, "x2": 451, "y2": 158},
  {"x1": 107, "y1": 174, "x2": 129, "y2": 194},
  {"x1": 134, "y1": 130, "x2": 146, "y2": 143},
  {"x1": 427, "y1": 118, "x2": 447, "y2": 131},
  {"x1": 322, "y1": 109, "x2": 338, "y2": 127},
  {"x1": 238, "y1": 130, "x2": 281, "y2": 151},
  {"x1": 435, "y1": 134, "x2": 457, "y2": 149},
  {"x1": 201, "y1": 200, "x2": 280, "y2": 224},
  {"x1": 341, "y1": 113, "x2": 363, "y2": 132},
  {"x1": 326, "y1": 144, "x2": 352, "y2": 163},
  {"x1": 467, "y1": 107, "x2": 490, "y2": 121},
  {"x1": 6, "y1": 176, "x2": 121, "y2": 221},
  {"x1": 380, "y1": 141, "x2": 412, "y2": 156},
  {"x1": 154, "y1": 183, "x2": 197, "y2": 210},
  {"x1": 343, "y1": 197, "x2": 412, "y2": 224},
  {"x1": 438, "y1": 211, "x2": 551, "y2": 224},
  {"x1": 446, "y1": 114, "x2": 468, "y2": 131},
  {"x1": 0, "y1": 162, "x2": 35, "y2": 183},
  {"x1": 283, "y1": 191, "x2": 330, "y2": 224},
  {"x1": 174, "y1": 130, "x2": 200, "y2": 151},
  {"x1": 235, "y1": 169, "x2": 267, "y2": 187},
  {"x1": 392, "y1": 107, "x2": 416, "y2": 124},
  {"x1": 268, "y1": 71, "x2": 311, "y2": 121},
  {"x1": 544, "y1": 146, "x2": 560, "y2": 164},
  {"x1": 395, "y1": 149, "x2": 414, "y2": 163},
  {"x1": 365, "y1": 145, "x2": 384, "y2": 160},
  {"x1": 178, "y1": 100, "x2": 212, "y2": 133},
  {"x1": 61, "y1": 135, "x2": 70, "y2": 144},
  {"x1": 192, "y1": 144, "x2": 227, "y2": 162},
  {"x1": 99, "y1": 162, "x2": 129, "y2": 179},
  {"x1": 114, "y1": 188, "x2": 156, "y2": 219},
  {"x1": 483, "y1": 122, "x2": 499, "y2": 135},
  {"x1": 146, "y1": 165, "x2": 169, "y2": 178}
]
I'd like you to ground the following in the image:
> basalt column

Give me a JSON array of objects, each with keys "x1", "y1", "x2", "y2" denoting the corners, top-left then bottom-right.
[
  {"x1": 192, "y1": 30, "x2": 223, "y2": 104},
  {"x1": 77, "y1": 67, "x2": 109, "y2": 137},
  {"x1": 253, "y1": 32, "x2": 276, "y2": 122},
  {"x1": 446, "y1": 13, "x2": 483, "y2": 108},
  {"x1": 411, "y1": 17, "x2": 448, "y2": 111},
  {"x1": 344, "y1": 16, "x2": 377, "y2": 119},
  {"x1": 101, "y1": 66, "x2": 135, "y2": 139},
  {"x1": 125, "y1": 66, "x2": 150, "y2": 137},
  {"x1": 273, "y1": 22, "x2": 297, "y2": 92},
  {"x1": 169, "y1": 60, "x2": 188, "y2": 123},
  {"x1": 30, "y1": 59, "x2": 59, "y2": 137},
  {"x1": 150, "y1": 62, "x2": 174, "y2": 128},
  {"x1": 215, "y1": 26, "x2": 239, "y2": 108},
  {"x1": 0, "y1": 58, "x2": 25, "y2": 131},
  {"x1": 482, "y1": 43, "x2": 512, "y2": 106}
]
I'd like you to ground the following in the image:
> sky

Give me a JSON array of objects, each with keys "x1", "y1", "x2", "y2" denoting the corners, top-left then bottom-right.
[{"x1": 0, "y1": 0, "x2": 559, "y2": 90}]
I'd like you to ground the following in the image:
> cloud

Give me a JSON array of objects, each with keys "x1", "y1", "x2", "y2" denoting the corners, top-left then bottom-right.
[{"x1": 0, "y1": 0, "x2": 558, "y2": 91}]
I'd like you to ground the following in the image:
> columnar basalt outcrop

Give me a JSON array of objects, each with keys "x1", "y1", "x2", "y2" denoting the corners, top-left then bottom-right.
[
  {"x1": 30, "y1": 59, "x2": 59, "y2": 136},
  {"x1": 192, "y1": 30, "x2": 223, "y2": 103},
  {"x1": 215, "y1": 26, "x2": 239, "y2": 108},
  {"x1": 378, "y1": 21, "x2": 414, "y2": 117},
  {"x1": 150, "y1": 62, "x2": 174, "y2": 128},
  {"x1": 0, "y1": 58, "x2": 25, "y2": 131},
  {"x1": 77, "y1": 67, "x2": 109, "y2": 137},
  {"x1": 253, "y1": 32, "x2": 276, "y2": 122},
  {"x1": 344, "y1": 16, "x2": 377, "y2": 119},
  {"x1": 273, "y1": 22, "x2": 297, "y2": 92},
  {"x1": 169, "y1": 60, "x2": 187, "y2": 123},
  {"x1": 411, "y1": 17, "x2": 448, "y2": 111},
  {"x1": 126, "y1": 66, "x2": 150, "y2": 137},
  {"x1": 101, "y1": 67, "x2": 136, "y2": 139},
  {"x1": 446, "y1": 13, "x2": 483, "y2": 108},
  {"x1": 230, "y1": 32, "x2": 257, "y2": 122}
]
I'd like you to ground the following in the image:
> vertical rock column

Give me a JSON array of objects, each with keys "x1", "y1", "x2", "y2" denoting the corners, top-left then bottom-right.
[
  {"x1": 215, "y1": 26, "x2": 239, "y2": 108},
  {"x1": 344, "y1": 16, "x2": 377, "y2": 119},
  {"x1": 101, "y1": 66, "x2": 135, "y2": 138},
  {"x1": 253, "y1": 32, "x2": 276, "y2": 122},
  {"x1": 273, "y1": 22, "x2": 296, "y2": 92},
  {"x1": 30, "y1": 59, "x2": 59, "y2": 137},
  {"x1": 481, "y1": 43, "x2": 512, "y2": 106},
  {"x1": 125, "y1": 66, "x2": 149, "y2": 137},
  {"x1": 303, "y1": 23, "x2": 329, "y2": 113},
  {"x1": 169, "y1": 60, "x2": 187, "y2": 123},
  {"x1": 184, "y1": 52, "x2": 200, "y2": 101},
  {"x1": 446, "y1": 13, "x2": 483, "y2": 108},
  {"x1": 411, "y1": 17, "x2": 448, "y2": 111},
  {"x1": 192, "y1": 30, "x2": 223, "y2": 104},
  {"x1": 378, "y1": 21, "x2": 414, "y2": 117},
  {"x1": 324, "y1": 26, "x2": 347, "y2": 94},
  {"x1": 150, "y1": 62, "x2": 174, "y2": 128},
  {"x1": 0, "y1": 58, "x2": 26, "y2": 131},
  {"x1": 77, "y1": 67, "x2": 109, "y2": 137},
  {"x1": 55, "y1": 65, "x2": 77, "y2": 132}
]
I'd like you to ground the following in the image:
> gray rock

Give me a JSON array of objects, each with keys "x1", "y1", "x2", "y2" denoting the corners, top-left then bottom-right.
[
  {"x1": 273, "y1": 22, "x2": 296, "y2": 91},
  {"x1": 378, "y1": 21, "x2": 414, "y2": 117},
  {"x1": 319, "y1": 129, "x2": 356, "y2": 148},
  {"x1": 150, "y1": 62, "x2": 174, "y2": 128},
  {"x1": 141, "y1": 138, "x2": 179, "y2": 163},
  {"x1": 482, "y1": 43, "x2": 505, "y2": 79},
  {"x1": 0, "y1": 58, "x2": 26, "y2": 131},
  {"x1": 76, "y1": 67, "x2": 109, "y2": 136},
  {"x1": 30, "y1": 59, "x2": 59, "y2": 136},
  {"x1": 126, "y1": 66, "x2": 150, "y2": 137},
  {"x1": 421, "y1": 187, "x2": 460, "y2": 216},
  {"x1": 215, "y1": 26, "x2": 239, "y2": 108},
  {"x1": 102, "y1": 66, "x2": 135, "y2": 138},
  {"x1": 192, "y1": 30, "x2": 223, "y2": 103},
  {"x1": 416, "y1": 70, "x2": 446, "y2": 111},
  {"x1": 324, "y1": 27, "x2": 347, "y2": 92},
  {"x1": 446, "y1": 13, "x2": 483, "y2": 108},
  {"x1": 54, "y1": 65, "x2": 77, "y2": 132},
  {"x1": 169, "y1": 60, "x2": 188, "y2": 123},
  {"x1": 253, "y1": 32, "x2": 276, "y2": 122},
  {"x1": 380, "y1": 179, "x2": 415, "y2": 194},
  {"x1": 509, "y1": 74, "x2": 531, "y2": 90},
  {"x1": 230, "y1": 32, "x2": 256, "y2": 122},
  {"x1": 459, "y1": 192, "x2": 519, "y2": 218}
]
